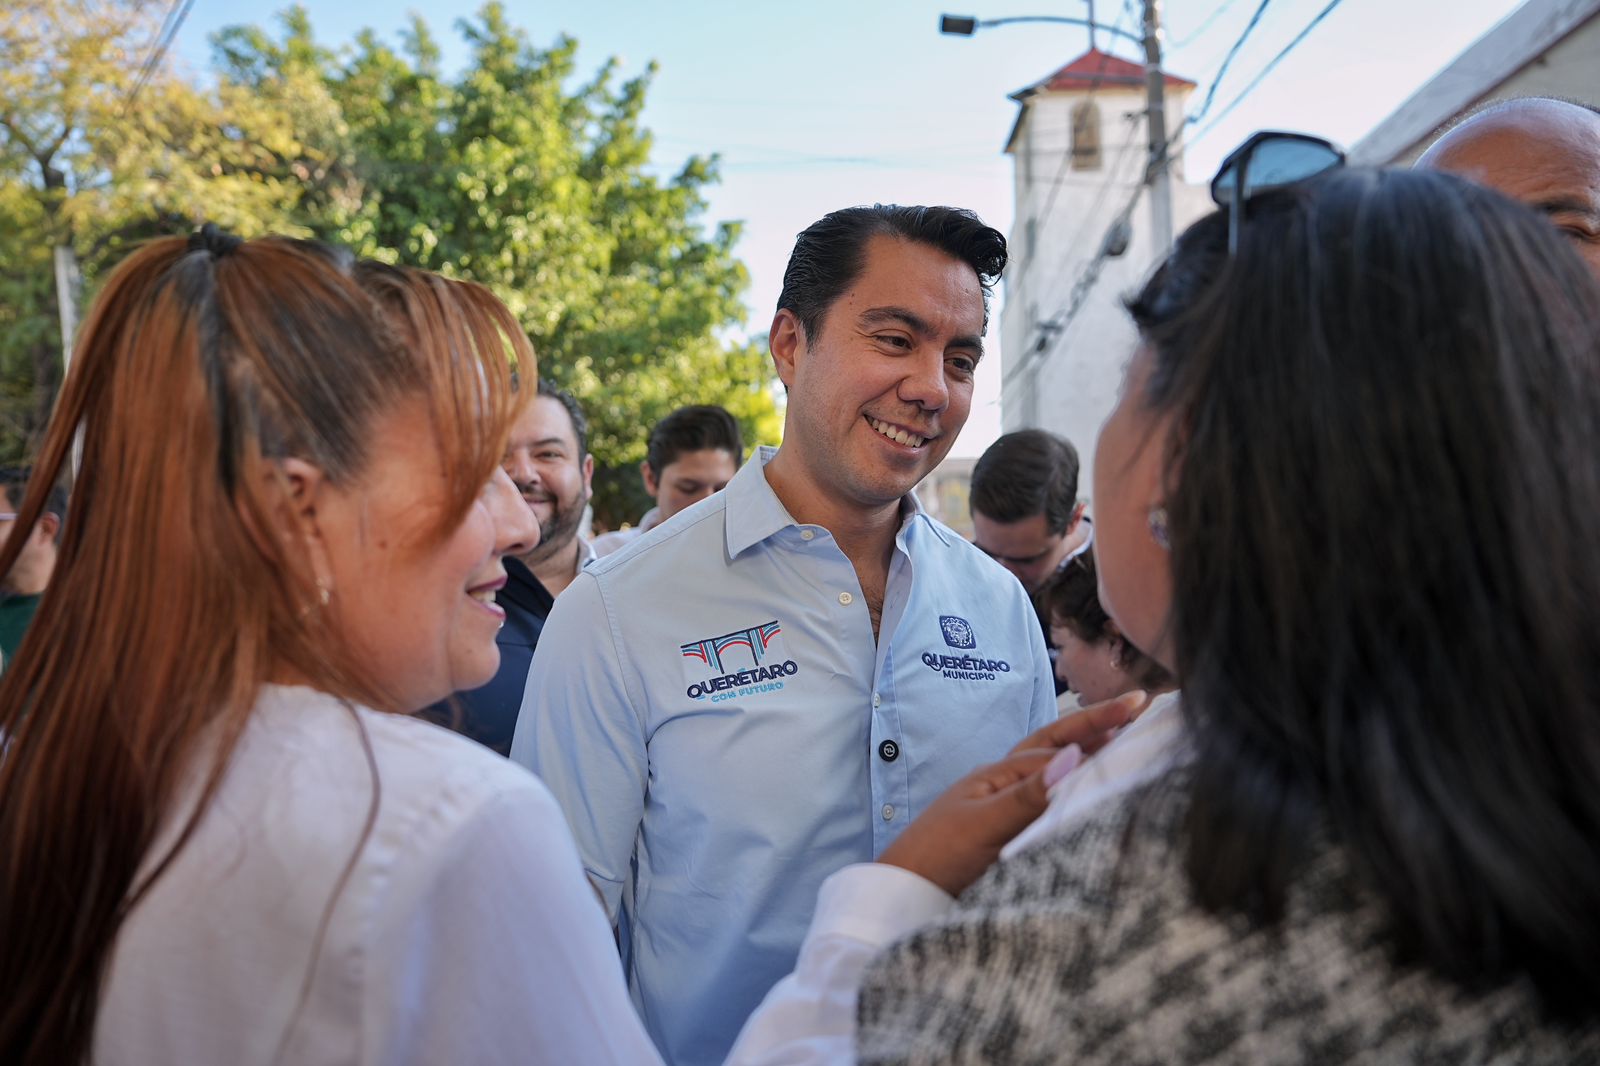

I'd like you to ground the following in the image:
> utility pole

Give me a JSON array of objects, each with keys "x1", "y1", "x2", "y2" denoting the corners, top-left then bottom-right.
[
  {"x1": 52, "y1": 245, "x2": 80, "y2": 381},
  {"x1": 1141, "y1": 0, "x2": 1174, "y2": 256}
]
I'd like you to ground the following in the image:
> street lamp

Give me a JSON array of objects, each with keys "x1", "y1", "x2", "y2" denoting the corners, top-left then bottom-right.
[
  {"x1": 939, "y1": 7, "x2": 1174, "y2": 256},
  {"x1": 938, "y1": 13, "x2": 1142, "y2": 46}
]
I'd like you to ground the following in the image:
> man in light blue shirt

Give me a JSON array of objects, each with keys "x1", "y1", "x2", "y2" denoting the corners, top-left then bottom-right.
[{"x1": 512, "y1": 205, "x2": 1056, "y2": 1066}]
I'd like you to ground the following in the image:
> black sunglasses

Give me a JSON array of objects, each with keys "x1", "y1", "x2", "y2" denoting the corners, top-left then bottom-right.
[{"x1": 1210, "y1": 131, "x2": 1346, "y2": 253}]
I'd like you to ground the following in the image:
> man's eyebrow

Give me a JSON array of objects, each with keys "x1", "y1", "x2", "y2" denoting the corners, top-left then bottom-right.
[
  {"x1": 1531, "y1": 197, "x2": 1600, "y2": 221},
  {"x1": 530, "y1": 437, "x2": 571, "y2": 449},
  {"x1": 860, "y1": 305, "x2": 985, "y2": 355},
  {"x1": 860, "y1": 306, "x2": 934, "y2": 334}
]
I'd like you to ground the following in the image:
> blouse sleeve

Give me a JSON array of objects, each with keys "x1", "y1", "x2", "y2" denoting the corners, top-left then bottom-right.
[
  {"x1": 725, "y1": 863, "x2": 954, "y2": 1066},
  {"x1": 361, "y1": 773, "x2": 665, "y2": 1066}
]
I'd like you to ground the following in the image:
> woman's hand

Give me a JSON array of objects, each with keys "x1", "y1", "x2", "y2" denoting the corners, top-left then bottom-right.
[{"x1": 876, "y1": 692, "x2": 1145, "y2": 898}]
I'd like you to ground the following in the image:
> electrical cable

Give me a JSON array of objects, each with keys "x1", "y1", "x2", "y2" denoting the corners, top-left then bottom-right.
[
  {"x1": 1016, "y1": 0, "x2": 1351, "y2": 372},
  {"x1": 1168, "y1": 0, "x2": 1247, "y2": 49},
  {"x1": 121, "y1": 0, "x2": 197, "y2": 115},
  {"x1": 1187, "y1": 0, "x2": 1351, "y2": 146},
  {"x1": 1186, "y1": 0, "x2": 1275, "y2": 128}
]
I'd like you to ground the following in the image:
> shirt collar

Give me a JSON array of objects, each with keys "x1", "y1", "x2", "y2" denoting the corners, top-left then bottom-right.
[
  {"x1": 723, "y1": 445, "x2": 951, "y2": 558},
  {"x1": 1053, "y1": 517, "x2": 1095, "y2": 573},
  {"x1": 575, "y1": 537, "x2": 597, "y2": 574}
]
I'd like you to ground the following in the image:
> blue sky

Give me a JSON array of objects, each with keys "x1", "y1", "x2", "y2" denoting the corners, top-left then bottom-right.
[{"x1": 174, "y1": 0, "x2": 1526, "y2": 454}]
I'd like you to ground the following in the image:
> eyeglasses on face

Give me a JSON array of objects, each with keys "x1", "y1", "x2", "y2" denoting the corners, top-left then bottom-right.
[{"x1": 1210, "y1": 130, "x2": 1346, "y2": 253}]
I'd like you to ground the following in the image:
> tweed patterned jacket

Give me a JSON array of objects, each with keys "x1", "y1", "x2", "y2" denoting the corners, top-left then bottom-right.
[{"x1": 855, "y1": 770, "x2": 1599, "y2": 1065}]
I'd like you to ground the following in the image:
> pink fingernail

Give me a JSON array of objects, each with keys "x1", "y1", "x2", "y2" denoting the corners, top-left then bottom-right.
[{"x1": 1043, "y1": 744, "x2": 1084, "y2": 789}]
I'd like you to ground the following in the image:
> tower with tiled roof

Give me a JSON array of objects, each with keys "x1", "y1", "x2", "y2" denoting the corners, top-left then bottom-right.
[{"x1": 999, "y1": 48, "x2": 1203, "y2": 471}]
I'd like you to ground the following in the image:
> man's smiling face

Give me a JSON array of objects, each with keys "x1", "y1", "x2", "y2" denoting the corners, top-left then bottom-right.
[{"x1": 772, "y1": 234, "x2": 985, "y2": 511}]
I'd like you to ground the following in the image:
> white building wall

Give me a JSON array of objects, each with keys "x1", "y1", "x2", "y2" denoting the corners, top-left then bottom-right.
[{"x1": 999, "y1": 81, "x2": 1206, "y2": 496}]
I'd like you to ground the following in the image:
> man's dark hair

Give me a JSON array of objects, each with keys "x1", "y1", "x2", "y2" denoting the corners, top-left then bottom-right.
[
  {"x1": 645, "y1": 405, "x2": 744, "y2": 479},
  {"x1": 1128, "y1": 166, "x2": 1600, "y2": 1020},
  {"x1": 969, "y1": 430, "x2": 1081, "y2": 534},
  {"x1": 776, "y1": 205, "x2": 1007, "y2": 342},
  {"x1": 0, "y1": 467, "x2": 67, "y2": 542},
  {"x1": 537, "y1": 378, "x2": 589, "y2": 458}
]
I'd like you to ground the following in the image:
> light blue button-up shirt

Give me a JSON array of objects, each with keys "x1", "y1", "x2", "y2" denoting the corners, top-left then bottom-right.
[{"x1": 511, "y1": 446, "x2": 1055, "y2": 1066}]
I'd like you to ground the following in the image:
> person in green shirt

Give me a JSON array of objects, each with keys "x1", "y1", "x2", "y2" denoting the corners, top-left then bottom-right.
[{"x1": 0, "y1": 467, "x2": 65, "y2": 664}]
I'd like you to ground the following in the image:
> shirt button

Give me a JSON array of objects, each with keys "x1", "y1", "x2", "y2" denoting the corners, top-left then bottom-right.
[
  {"x1": 872, "y1": 691, "x2": 881, "y2": 708},
  {"x1": 881, "y1": 804, "x2": 895, "y2": 821},
  {"x1": 878, "y1": 740, "x2": 899, "y2": 762},
  {"x1": 800, "y1": 529, "x2": 815, "y2": 541},
  {"x1": 838, "y1": 592, "x2": 853, "y2": 606}
]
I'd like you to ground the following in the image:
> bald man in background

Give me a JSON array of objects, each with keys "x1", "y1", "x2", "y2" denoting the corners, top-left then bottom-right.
[{"x1": 1418, "y1": 97, "x2": 1600, "y2": 279}]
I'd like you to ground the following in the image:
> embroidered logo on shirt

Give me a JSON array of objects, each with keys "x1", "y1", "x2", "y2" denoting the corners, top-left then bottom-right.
[
  {"x1": 681, "y1": 620, "x2": 798, "y2": 702},
  {"x1": 924, "y1": 614, "x2": 1011, "y2": 681},
  {"x1": 939, "y1": 615, "x2": 977, "y2": 649}
]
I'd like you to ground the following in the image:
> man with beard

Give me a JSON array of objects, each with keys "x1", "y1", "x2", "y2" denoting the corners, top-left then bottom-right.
[
  {"x1": 423, "y1": 378, "x2": 594, "y2": 754},
  {"x1": 510, "y1": 379, "x2": 596, "y2": 600},
  {"x1": 513, "y1": 205, "x2": 1055, "y2": 1065}
]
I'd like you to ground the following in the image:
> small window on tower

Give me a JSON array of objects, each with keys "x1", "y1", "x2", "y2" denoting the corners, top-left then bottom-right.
[{"x1": 1071, "y1": 101, "x2": 1102, "y2": 171}]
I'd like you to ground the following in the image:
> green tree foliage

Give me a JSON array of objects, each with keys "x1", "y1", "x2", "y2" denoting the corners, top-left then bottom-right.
[
  {"x1": 0, "y1": 0, "x2": 342, "y2": 452},
  {"x1": 0, "y1": 2, "x2": 781, "y2": 523}
]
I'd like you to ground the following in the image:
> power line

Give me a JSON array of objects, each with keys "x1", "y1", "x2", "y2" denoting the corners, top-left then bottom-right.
[
  {"x1": 1015, "y1": 0, "x2": 1352, "y2": 381},
  {"x1": 1168, "y1": 0, "x2": 1248, "y2": 49},
  {"x1": 1188, "y1": 0, "x2": 1351, "y2": 146},
  {"x1": 1186, "y1": 0, "x2": 1275, "y2": 128},
  {"x1": 1004, "y1": 175, "x2": 1146, "y2": 399},
  {"x1": 121, "y1": 0, "x2": 196, "y2": 115},
  {"x1": 1017, "y1": 0, "x2": 1259, "y2": 360}
]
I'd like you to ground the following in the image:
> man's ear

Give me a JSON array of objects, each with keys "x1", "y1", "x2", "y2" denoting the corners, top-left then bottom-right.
[
  {"x1": 769, "y1": 309, "x2": 806, "y2": 389},
  {"x1": 581, "y1": 453, "x2": 596, "y2": 495},
  {"x1": 639, "y1": 459, "x2": 659, "y2": 499},
  {"x1": 1067, "y1": 501, "x2": 1087, "y2": 531}
]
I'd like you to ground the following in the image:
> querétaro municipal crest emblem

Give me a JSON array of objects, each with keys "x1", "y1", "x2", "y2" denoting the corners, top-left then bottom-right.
[{"x1": 939, "y1": 615, "x2": 976, "y2": 649}]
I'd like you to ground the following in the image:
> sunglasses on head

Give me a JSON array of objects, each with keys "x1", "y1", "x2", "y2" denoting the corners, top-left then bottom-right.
[{"x1": 1210, "y1": 131, "x2": 1346, "y2": 253}]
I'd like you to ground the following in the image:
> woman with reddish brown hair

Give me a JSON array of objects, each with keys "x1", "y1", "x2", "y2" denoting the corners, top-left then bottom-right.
[{"x1": 0, "y1": 228, "x2": 661, "y2": 1064}]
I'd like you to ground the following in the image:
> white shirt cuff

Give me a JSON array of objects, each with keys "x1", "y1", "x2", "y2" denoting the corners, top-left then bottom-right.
[{"x1": 806, "y1": 863, "x2": 955, "y2": 948}]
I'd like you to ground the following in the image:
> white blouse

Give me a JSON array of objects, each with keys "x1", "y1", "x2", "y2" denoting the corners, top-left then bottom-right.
[{"x1": 93, "y1": 684, "x2": 663, "y2": 1066}]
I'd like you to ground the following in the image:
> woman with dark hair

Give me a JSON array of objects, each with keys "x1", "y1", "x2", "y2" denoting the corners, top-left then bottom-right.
[
  {"x1": 0, "y1": 232, "x2": 661, "y2": 1064},
  {"x1": 1041, "y1": 548, "x2": 1172, "y2": 704},
  {"x1": 733, "y1": 161, "x2": 1600, "y2": 1061}
]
